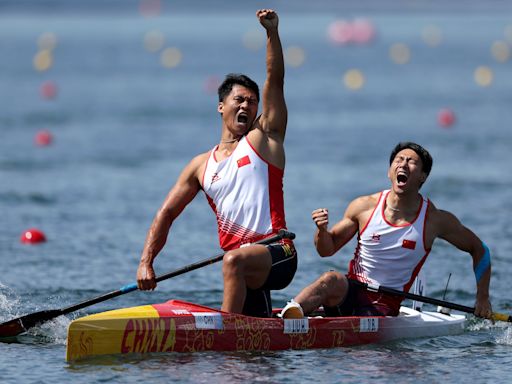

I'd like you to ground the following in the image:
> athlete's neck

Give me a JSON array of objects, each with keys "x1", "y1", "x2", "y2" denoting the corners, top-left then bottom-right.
[
  {"x1": 386, "y1": 192, "x2": 421, "y2": 215},
  {"x1": 220, "y1": 135, "x2": 242, "y2": 144},
  {"x1": 220, "y1": 138, "x2": 239, "y2": 144}
]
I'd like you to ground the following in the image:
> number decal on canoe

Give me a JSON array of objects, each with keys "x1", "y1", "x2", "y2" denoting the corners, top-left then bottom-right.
[
  {"x1": 283, "y1": 318, "x2": 309, "y2": 334},
  {"x1": 192, "y1": 313, "x2": 224, "y2": 330},
  {"x1": 360, "y1": 317, "x2": 379, "y2": 332}
]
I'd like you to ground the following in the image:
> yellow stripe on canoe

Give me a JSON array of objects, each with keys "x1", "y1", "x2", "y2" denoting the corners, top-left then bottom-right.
[
  {"x1": 67, "y1": 305, "x2": 179, "y2": 361},
  {"x1": 73, "y1": 305, "x2": 159, "y2": 321}
]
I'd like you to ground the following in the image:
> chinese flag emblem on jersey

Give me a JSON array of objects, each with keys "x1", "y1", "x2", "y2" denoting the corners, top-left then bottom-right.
[
  {"x1": 237, "y1": 155, "x2": 251, "y2": 168},
  {"x1": 402, "y1": 239, "x2": 416, "y2": 250}
]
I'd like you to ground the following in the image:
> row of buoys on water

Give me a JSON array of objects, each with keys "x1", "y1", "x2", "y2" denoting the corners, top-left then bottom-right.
[
  {"x1": 25, "y1": 34, "x2": 58, "y2": 242},
  {"x1": 36, "y1": 82, "x2": 57, "y2": 144},
  {"x1": 36, "y1": 31, "x2": 59, "y2": 147},
  {"x1": 23, "y1": 1, "x2": 159, "y2": 246}
]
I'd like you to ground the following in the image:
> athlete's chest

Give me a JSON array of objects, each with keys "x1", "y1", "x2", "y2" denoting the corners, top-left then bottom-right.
[{"x1": 204, "y1": 149, "x2": 267, "y2": 193}]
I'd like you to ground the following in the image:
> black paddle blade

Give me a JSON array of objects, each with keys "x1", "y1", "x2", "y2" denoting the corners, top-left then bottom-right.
[{"x1": 0, "y1": 309, "x2": 63, "y2": 338}]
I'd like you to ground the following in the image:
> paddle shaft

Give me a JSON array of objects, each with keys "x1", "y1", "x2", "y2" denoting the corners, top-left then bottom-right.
[
  {"x1": 350, "y1": 279, "x2": 512, "y2": 322},
  {"x1": 59, "y1": 229, "x2": 295, "y2": 315}
]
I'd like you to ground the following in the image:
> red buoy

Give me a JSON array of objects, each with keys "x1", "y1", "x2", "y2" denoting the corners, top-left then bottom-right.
[
  {"x1": 35, "y1": 129, "x2": 53, "y2": 146},
  {"x1": 40, "y1": 81, "x2": 58, "y2": 100},
  {"x1": 438, "y1": 108, "x2": 456, "y2": 128},
  {"x1": 20, "y1": 228, "x2": 47, "y2": 244},
  {"x1": 351, "y1": 19, "x2": 376, "y2": 44},
  {"x1": 328, "y1": 20, "x2": 353, "y2": 45}
]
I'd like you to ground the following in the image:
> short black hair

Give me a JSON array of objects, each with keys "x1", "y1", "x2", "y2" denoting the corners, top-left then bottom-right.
[
  {"x1": 218, "y1": 73, "x2": 260, "y2": 102},
  {"x1": 389, "y1": 142, "x2": 433, "y2": 177}
]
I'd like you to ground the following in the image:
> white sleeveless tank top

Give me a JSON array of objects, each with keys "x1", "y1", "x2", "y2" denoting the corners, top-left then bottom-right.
[
  {"x1": 202, "y1": 136, "x2": 287, "y2": 251},
  {"x1": 348, "y1": 190, "x2": 431, "y2": 292}
]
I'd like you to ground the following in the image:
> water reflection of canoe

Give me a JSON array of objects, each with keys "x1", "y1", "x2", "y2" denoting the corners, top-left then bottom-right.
[{"x1": 66, "y1": 299, "x2": 466, "y2": 361}]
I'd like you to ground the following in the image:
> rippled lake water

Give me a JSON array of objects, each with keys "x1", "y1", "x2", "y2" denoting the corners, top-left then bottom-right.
[{"x1": 1, "y1": 1, "x2": 512, "y2": 383}]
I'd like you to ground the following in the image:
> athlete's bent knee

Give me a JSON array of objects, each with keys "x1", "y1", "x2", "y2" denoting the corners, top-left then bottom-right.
[
  {"x1": 318, "y1": 271, "x2": 347, "y2": 304},
  {"x1": 223, "y1": 251, "x2": 244, "y2": 276},
  {"x1": 319, "y1": 271, "x2": 344, "y2": 287}
]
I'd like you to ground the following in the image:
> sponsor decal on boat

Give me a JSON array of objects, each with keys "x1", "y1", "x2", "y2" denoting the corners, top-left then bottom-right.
[
  {"x1": 171, "y1": 309, "x2": 191, "y2": 315},
  {"x1": 192, "y1": 312, "x2": 224, "y2": 330},
  {"x1": 360, "y1": 317, "x2": 379, "y2": 332},
  {"x1": 283, "y1": 318, "x2": 309, "y2": 334}
]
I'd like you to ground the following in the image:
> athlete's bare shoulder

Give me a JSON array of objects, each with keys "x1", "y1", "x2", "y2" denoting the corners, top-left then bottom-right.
[
  {"x1": 426, "y1": 200, "x2": 460, "y2": 233},
  {"x1": 176, "y1": 150, "x2": 211, "y2": 185},
  {"x1": 191, "y1": 150, "x2": 211, "y2": 165},
  {"x1": 343, "y1": 192, "x2": 380, "y2": 224},
  {"x1": 426, "y1": 200, "x2": 454, "y2": 224},
  {"x1": 349, "y1": 192, "x2": 380, "y2": 212},
  {"x1": 246, "y1": 115, "x2": 285, "y2": 169}
]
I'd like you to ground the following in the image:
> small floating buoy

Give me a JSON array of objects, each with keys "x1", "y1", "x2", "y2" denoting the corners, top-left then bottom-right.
[
  {"x1": 35, "y1": 130, "x2": 53, "y2": 146},
  {"x1": 351, "y1": 19, "x2": 376, "y2": 44},
  {"x1": 327, "y1": 20, "x2": 353, "y2": 45},
  {"x1": 437, "y1": 108, "x2": 456, "y2": 128},
  {"x1": 20, "y1": 228, "x2": 47, "y2": 244},
  {"x1": 40, "y1": 80, "x2": 58, "y2": 100}
]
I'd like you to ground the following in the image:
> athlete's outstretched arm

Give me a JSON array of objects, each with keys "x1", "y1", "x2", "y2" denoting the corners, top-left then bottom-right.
[
  {"x1": 256, "y1": 9, "x2": 287, "y2": 141},
  {"x1": 137, "y1": 155, "x2": 203, "y2": 290},
  {"x1": 436, "y1": 209, "x2": 492, "y2": 318}
]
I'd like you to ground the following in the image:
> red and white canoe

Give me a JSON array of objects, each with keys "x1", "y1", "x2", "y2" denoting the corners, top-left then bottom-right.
[{"x1": 66, "y1": 299, "x2": 466, "y2": 361}]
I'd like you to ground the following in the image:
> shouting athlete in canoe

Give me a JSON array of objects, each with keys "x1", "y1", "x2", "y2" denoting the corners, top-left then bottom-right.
[
  {"x1": 137, "y1": 9, "x2": 296, "y2": 317},
  {"x1": 281, "y1": 142, "x2": 492, "y2": 319}
]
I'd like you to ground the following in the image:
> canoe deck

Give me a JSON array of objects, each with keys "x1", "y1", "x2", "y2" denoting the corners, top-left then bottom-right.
[{"x1": 66, "y1": 299, "x2": 466, "y2": 361}]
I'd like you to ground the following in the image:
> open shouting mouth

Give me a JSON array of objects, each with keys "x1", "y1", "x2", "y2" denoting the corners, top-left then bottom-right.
[
  {"x1": 397, "y1": 171, "x2": 408, "y2": 187},
  {"x1": 237, "y1": 112, "x2": 249, "y2": 125}
]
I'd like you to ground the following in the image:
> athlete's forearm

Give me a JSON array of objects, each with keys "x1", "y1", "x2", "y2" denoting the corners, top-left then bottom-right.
[
  {"x1": 265, "y1": 29, "x2": 284, "y2": 85},
  {"x1": 471, "y1": 241, "x2": 491, "y2": 299},
  {"x1": 314, "y1": 228, "x2": 337, "y2": 257},
  {"x1": 140, "y1": 210, "x2": 173, "y2": 266}
]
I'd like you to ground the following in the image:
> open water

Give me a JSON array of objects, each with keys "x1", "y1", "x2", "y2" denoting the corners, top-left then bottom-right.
[{"x1": 1, "y1": 1, "x2": 512, "y2": 383}]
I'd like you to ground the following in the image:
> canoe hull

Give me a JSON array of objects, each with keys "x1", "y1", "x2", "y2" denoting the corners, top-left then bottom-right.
[{"x1": 66, "y1": 299, "x2": 465, "y2": 361}]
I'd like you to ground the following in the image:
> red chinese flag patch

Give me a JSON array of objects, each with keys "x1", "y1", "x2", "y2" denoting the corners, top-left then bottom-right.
[
  {"x1": 237, "y1": 155, "x2": 251, "y2": 168},
  {"x1": 402, "y1": 239, "x2": 416, "y2": 250}
]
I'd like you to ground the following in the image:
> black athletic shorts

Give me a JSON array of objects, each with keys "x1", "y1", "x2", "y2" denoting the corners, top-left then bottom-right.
[
  {"x1": 323, "y1": 278, "x2": 399, "y2": 317},
  {"x1": 242, "y1": 242, "x2": 297, "y2": 318}
]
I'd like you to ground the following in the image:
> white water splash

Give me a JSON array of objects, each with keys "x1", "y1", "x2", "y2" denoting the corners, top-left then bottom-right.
[
  {"x1": 26, "y1": 315, "x2": 71, "y2": 345},
  {"x1": 0, "y1": 282, "x2": 21, "y2": 321},
  {"x1": 466, "y1": 314, "x2": 512, "y2": 345},
  {"x1": 495, "y1": 326, "x2": 512, "y2": 345},
  {"x1": 1, "y1": 281, "x2": 69, "y2": 344},
  {"x1": 465, "y1": 314, "x2": 494, "y2": 332}
]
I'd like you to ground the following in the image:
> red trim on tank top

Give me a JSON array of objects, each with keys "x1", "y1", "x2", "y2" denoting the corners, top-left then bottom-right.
[
  {"x1": 268, "y1": 159, "x2": 287, "y2": 233},
  {"x1": 245, "y1": 136, "x2": 284, "y2": 175},
  {"x1": 212, "y1": 145, "x2": 221, "y2": 163},
  {"x1": 359, "y1": 191, "x2": 384, "y2": 236},
  {"x1": 246, "y1": 135, "x2": 287, "y2": 234},
  {"x1": 403, "y1": 249, "x2": 431, "y2": 293},
  {"x1": 201, "y1": 149, "x2": 215, "y2": 189},
  {"x1": 422, "y1": 199, "x2": 432, "y2": 253}
]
